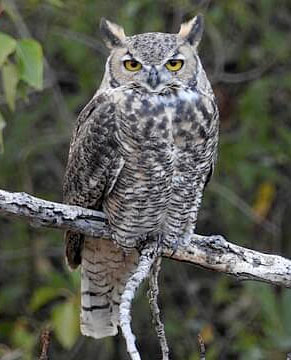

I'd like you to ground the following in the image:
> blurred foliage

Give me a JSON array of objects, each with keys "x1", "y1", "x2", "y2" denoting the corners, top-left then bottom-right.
[
  {"x1": 0, "y1": 5, "x2": 44, "y2": 151},
  {"x1": 0, "y1": 0, "x2": 291, "y2": 359}
]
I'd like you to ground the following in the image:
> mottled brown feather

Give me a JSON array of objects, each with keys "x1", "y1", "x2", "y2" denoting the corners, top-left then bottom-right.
[{"x1": 63, "y1": 15, "x2": 219, "y2": 339}]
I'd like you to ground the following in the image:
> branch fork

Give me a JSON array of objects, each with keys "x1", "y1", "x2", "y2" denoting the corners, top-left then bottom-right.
[{"x1": 1, "y1": 188, "x2": 291, "y2": 359}]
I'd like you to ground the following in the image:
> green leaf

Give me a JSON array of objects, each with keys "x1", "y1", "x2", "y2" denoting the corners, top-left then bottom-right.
[
  {"x1": 29, "y1": 286, "x2": 63, "y2": 312},
  {"x1": 52, "y1": 300, "x2": 79, "y2": 349},
  {"x1": 2, "y1": 62, "x2": 19, "y2": 111},
  {"x1": 46, "y1": 0, "x2": 65, "y2": 8},
  {"x1": 16, "y1": 39, "x2": 43, "y2": 90},
  {"x1": 0, "y1": 111, "x2": 6, "y2": 154},
  {"x1": 69, "y1": 269, "x2": 81, "y2": 291},
  {"x1": 12, "y1": 321, "x2": 35, "y2": 351},
  {"x1": 0, "y1": 32, "x2": 16, "y2": 67}
]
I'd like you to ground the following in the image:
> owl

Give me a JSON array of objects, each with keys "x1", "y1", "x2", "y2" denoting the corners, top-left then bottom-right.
[{"x1": 63, "y1": 15, "x2": 219, "y2": 339}]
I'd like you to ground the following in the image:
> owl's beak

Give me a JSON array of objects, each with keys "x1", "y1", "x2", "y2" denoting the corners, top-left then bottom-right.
[{"x1": 147, "y1": 66, "x2": 160, "y2": 89}]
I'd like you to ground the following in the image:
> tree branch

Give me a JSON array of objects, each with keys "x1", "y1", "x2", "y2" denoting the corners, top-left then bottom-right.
[
  {"x1": 148, "y1": 256, "x2": 169, "y2": 360},
  {"x1": 120, "y1": 244, "x2": 158, "y2": 360},
  {"x1": 0, "y1": 189, "x2": 291, "y2": 288}
]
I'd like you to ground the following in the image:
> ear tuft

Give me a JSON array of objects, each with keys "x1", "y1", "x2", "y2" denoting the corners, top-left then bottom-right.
[
  {"x1": 178, "y1": 14, "x2": 204, "y2": 48},
  {"x1": 100, "y1": 18, "x2": 126, "y2": 49}
]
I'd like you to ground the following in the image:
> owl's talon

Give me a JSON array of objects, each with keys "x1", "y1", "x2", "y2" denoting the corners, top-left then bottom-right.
[{"x1": 162, "y1": 237, "x2": 179, "y2": 257}]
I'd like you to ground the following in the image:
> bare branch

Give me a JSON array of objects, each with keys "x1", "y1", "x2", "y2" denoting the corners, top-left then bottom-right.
[
  {"x1": 197, "y1": 334, "x2": 206, "y2": 360},
  {"x1": 120, "y1": 244, "x2": 158, "y2": 360},
  {"x1": 148, "y1": 257, "x2": 169, "y2": 360},
  {"x1": 210, "y1": 181, "x2": 279, "y2": 235},
  {"x1": 166, "y1": 234, "x2": 291, "y2": 287},
  {"x1": 0, "y1": 189, "x2": 108, "y2": 237},
  {"x1": 217, "y1": 64, "x2": 272, "y2": 84},
  {"x1": 39, "y1": 328, "x2": 51, "y2": 360},
  {"x1": 52, "y1": 27, "x2": 107, "y2": 56},
  {"x1": 0, "y1": 189, "x2": 291, "y2": 288}
]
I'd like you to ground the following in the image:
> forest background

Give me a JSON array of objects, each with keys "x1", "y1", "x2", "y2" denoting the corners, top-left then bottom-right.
[{"x1": 0, "y1": 0, "x2": 291, "y2": 359}]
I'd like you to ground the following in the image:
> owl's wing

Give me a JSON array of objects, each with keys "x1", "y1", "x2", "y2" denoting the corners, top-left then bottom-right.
[
  {"x1": 63, "y1": 93, "x2": 123, "y2": 268},
  {"x1": 203, "y1": 101, "x2": 219, "y2": 189}
]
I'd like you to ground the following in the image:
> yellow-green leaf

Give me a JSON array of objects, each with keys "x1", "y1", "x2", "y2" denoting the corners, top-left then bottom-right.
[
  {"x1": 11, "y1": 320, "x2": 35, "y2": 351},
  {"x1": 252, "y1": 181, "x2": 275, "y2": 219},
  {"x1": 0, "y1": 32, "x2": 17, "y2": 67},
  {"x1": 52, "y1": 300, "x2": 79, "y2": 349},
  {"x1": 2, "y1": 62, "x2": 19, "y2": 111},
  {"x1": 16, "y1": 39, "x2": 43, "y2": 90},
  {"x1": 29, "y1": 286, "x2": 62, "y2": 312},
  {"x1": 0, "y1": 111, "x2": 6, "y2": 154},
  {"x1": 46, "y1": 0, "x2": 65, "y2": 8}
]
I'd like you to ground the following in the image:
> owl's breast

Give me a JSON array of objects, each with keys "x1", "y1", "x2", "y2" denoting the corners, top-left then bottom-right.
[
  {"x1": 103, "y1": 88, "x2": 218, "y2": 247},
  {"x1": 114, "y1": 91, "x2": 172, "y2": 147},
  {"x1": 112, "y1": 88, "x2": 217, "y2": 163}
]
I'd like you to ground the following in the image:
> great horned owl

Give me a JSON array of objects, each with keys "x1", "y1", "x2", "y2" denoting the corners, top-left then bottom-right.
[{"x1": 63, "y1": 15, "x2": 219, "y2": 339}]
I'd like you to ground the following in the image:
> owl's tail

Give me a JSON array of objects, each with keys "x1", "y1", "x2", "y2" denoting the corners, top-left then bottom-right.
[{"x1": 80, "y1": 237, "x2": 138, "y2": 339}]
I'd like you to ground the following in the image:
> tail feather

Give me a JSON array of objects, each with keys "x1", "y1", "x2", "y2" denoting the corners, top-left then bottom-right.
[{"x1": 80, "y1": 237, "x2": 138, "y2": 339}]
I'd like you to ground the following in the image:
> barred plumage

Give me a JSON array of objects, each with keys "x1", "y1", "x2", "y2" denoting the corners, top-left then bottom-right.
[{"x1": 63, "y1": 14, "x2": 219, "y2": 339}]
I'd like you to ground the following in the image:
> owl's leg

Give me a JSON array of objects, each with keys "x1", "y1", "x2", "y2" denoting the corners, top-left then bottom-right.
[
  {"x1": 163, "y1": 229, "x2": 196, "y2": 257},
  {"x1": 180, "y1": 227, "x2": 196, "y2": 247},
  {"x1": 148, "y1": 255, "x2": 169, "y2": 360},
  {"x1": 162, "y1": 233, "x2": 181, "y2": 257}
]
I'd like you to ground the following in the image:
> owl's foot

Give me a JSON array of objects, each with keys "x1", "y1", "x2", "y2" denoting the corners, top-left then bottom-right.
[
  {"x1": 155, "y1": 233, "x2": 164, "y2": 256},
  {"x1": 163, "y1": 230, "x2": 194, "y2": 256},
  {"x1": 179, "y1": 230, "x2": 193, "y2": 247},
  {"x1": 162, "y1": 236, "x2": 179, "y2": 257},
  {"x1": 137, "y1": 233, "x2": 164, "y2": 256}
]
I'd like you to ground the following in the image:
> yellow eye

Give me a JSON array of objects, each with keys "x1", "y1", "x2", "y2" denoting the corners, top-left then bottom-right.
[
  {"x1": 165, "y1": 59, "x2": 184, "y2": 72},
  {"x1": 124, "y1": 59, "x2": 142, "y2": 72}
]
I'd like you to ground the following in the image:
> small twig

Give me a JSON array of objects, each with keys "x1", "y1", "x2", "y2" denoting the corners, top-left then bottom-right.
[
  {"x1": 210, "y1": 181, "x2": 279, "y2": 235},
  {"x1": 198, "y1": 334, "x2": 206, "y2": 360},
  {"x1": 148, "y1": 257, "x2": 169, "y2": 360},
  {"x1": 53, "y1": 27, "x2": 107, "y2": 56},
  {"x1": 120, "y1": 244, "x2": 158, "y2": 360},
  {"x1": 216, "y1": 62, "x2": 274, "y2": 84},
  {"x1": 206, "y1": 17, "x2": 273, "y2": 85},
  {"x1": 207, "y1": 22, "x2": 225, "y2": 81},
  {"x1": 39, "y1": 328, "x2": 51, "y2": 360}
]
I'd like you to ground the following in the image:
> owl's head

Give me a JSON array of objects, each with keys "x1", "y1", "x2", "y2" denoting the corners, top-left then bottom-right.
[{"x1": 100, "y1": 15, "x2": 204, "y2": 93}]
